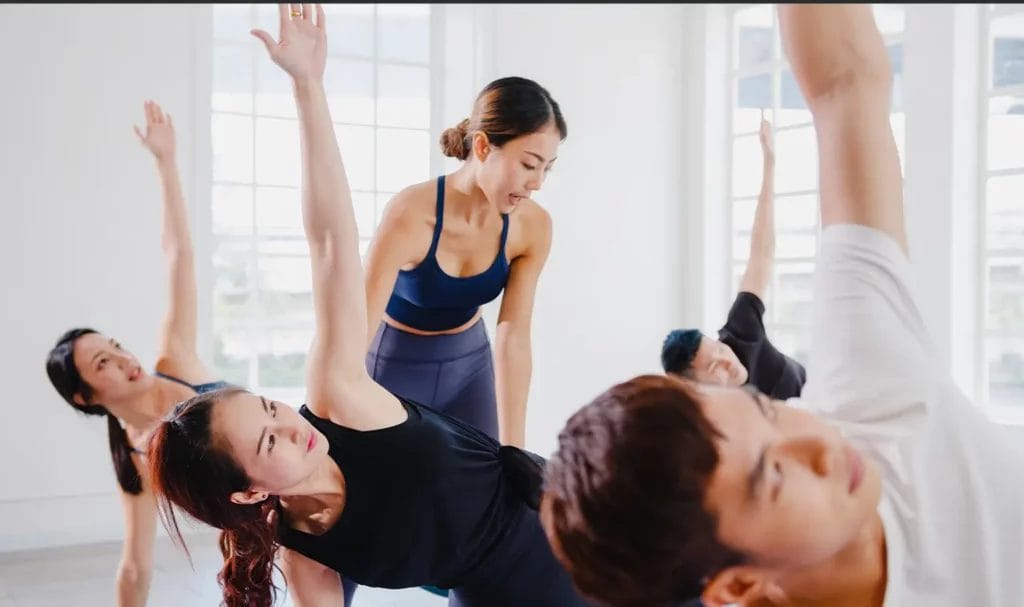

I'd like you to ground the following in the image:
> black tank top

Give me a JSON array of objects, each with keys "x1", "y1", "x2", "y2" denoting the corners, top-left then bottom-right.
[{"x1": 278, "y1": 397, "x2": 533, "y2": 589}]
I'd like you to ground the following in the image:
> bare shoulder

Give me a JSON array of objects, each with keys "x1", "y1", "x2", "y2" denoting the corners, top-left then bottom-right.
[
  {"x1": 376, "y1": 180, "x2": 437, "y2": 232},
  {"x1": 510, "y1": 198, "x2": 553, "y2": 257}
]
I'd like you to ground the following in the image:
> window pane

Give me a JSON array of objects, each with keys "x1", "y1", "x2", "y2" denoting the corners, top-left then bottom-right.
[
  {"x1": 212, "y1": 113, "x2": 253, "y2": 183},
  {"x1": 379, "y1": 4, "x2": 430, "y2": 64},
  {"x1": 258, "y1": 327, "x2": 314, "y2": 389},
  {"x1": 214, "y1": 4, "x2": 252, "y2": 44},
  {"x1": 776, "y1": 233, "x2": 817, "y2": 259},
  {"x1": 212, "y1": 240, "x2": 251, "y2": 326},
  {"x1": 255, "y1": 186, "x2": 301, "y2": 237},
  {"x1": 737, "y1": 73, "x2": 772, "y2": 110},
  {"x1": 769, "y1": 326, "x2": 811, "y2": 366},
  {"x1": 775, "y1": 194, "x2": 818, "y2": 231},
  {"x1": 991, "y1": 12, "x2": 1024, "y2": 89},
  {"x1": 213, "y1": 44, "x2": 252, "y2": 113},
  {"x1": 777, "y1": 70, "x2": 810, "y2": 127},
  {"x1": 212, "y1": 185, "x2": 252, "y2": 236},
  {"x1": 872, "y1": 4, "x2": 905, "y2": 36},
  {"x1": 377, "y1": 192, "x2": 396, "y2": 225},
  {"x1": 324, "y1": 3, "x2": 375, "y2": 58},
  {"x1": 353, "y1": 191, "x2": 377, "y2": 239},
  {"x1": 255, "y1": 117, "x2": 300, "y2": 187},
  {"x1": 212, "y1": 329, "x2": 251, "y2": 388},
  {"x1": 988, "y1": 95, "x2": 1024, "y2": 171},
  {"x1": 775, "y1": 262, "x2": 815, "y2": 326},
  {"x1": 988, "y1": 338, "x2": 1024, "y2": 408},
  {"x1": 986, "y1": 174, "x2": 1024, "y2": 251},
  {"x1": 256, "y1": 53, "x2": 296, "y2": 118},
  {"x1": 888, "y1": 44, "x2": 904, "y2": 112},
  {"x1": 325, "y1": 58, "x2": 375, "y2": 125},
  {"x1": 989, "y1": 259, "x2": 1024, "y2": 331},
  {"x1": 734, "y1": 5, "x2": 774, "y2": 70},
  {"x1": 377, "y1": 128, "x2": 430, "y2": 192},
  {"x1": 731, "y1": 135, "x2": 762, "y2": 198},
  {"x1": 378, "y1": 64, "x2": 431, "y2": 129},
  {"x1": 775, "y1": 127, "x2": 818, "y2": 193},
  {"x1": 334, "y1": 124, "x2": 376, "y2": 191}
]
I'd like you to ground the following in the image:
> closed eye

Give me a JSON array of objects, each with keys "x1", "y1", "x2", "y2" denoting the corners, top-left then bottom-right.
[
  {"x1": 522, "y1": 162, "x2": 537, "y2": 171},
  {"x1": 268, "y1": 434, "x2": 276, "y2": 453}
]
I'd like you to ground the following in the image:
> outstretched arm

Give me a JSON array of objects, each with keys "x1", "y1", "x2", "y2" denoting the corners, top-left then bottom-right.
[
  {"x1": 252, "y1": 4, "x2": 403, "y2": 427},
  {"x1": 134, "y1": 102, "x2": 202, "y2": 371},
  {"x1": 738, "y1": 112, "x2": 776, "y2": 299},
  {"x1": 778, "y1": 3, "x2": 906, "y2": 252}
]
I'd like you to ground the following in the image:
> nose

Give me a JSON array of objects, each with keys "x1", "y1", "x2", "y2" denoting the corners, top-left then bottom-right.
[
  {"x1": 777, "y1": 436, "x2": 836, "y2": 478},
  {"x1": 526, "y1": 172, "x2": 544, "y2": 192}
]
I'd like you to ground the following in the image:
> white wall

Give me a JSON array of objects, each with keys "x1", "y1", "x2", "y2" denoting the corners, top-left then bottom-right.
[
  {"x1": 0, "y1": 4, "x2": 205, "y2": 551},
  {"x1": 471, "y1": 4, "x2": 691, "y2": 456},
  {"x1": 0, "y1": 3, "x2": 694, "y2": 552}
]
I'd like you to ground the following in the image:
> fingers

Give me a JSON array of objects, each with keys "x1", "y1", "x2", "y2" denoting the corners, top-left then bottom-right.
[
  {"x1": 278, "y1": 3, "x2": 288, "y2": 32},
  {"x1": 152, "y1": 102, "x2": 165, "y2": 124},
  {"x1": 145, "y1": 100, "x2": 156, "y2": 125},
  {"x1": 302, "y1": 4, "x2": 312, "y2": 21},
  {"x1": 132, "y1": 124, "x2": 145, "y2": 143},
  {"x1": 251, "y1": 29, "x2": 276, "y2": 53},
  {"x1": 290, "y1": 3, "x2": 301, "y2": 19},
  {"x1": 315, "y1": 3, "x2": 325, "y2": 28}
]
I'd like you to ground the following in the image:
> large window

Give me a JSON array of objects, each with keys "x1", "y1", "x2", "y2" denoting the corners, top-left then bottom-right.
[
  {"x1": 209, "y1": 4, "x2": 432, "y2": 401},
  {"x1": 726, "y1": 4, "x2": 906, "y2": 364},
  {"x1": 980, "y1": 4, "x2": 1024, "y2": 412}
]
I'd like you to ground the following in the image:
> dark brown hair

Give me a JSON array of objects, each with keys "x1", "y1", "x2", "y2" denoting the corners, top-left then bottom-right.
[
  {"x1": 541, "y1": 374, "x2": 745, "y2": 606},
  {"x1": 46, "y1": 328, "x2": 142, "y2": 495},
  {"x1": 440, "y1": 76, "x2": 567, "y2": 160},
  {"x1": 148, "y1": 388, "x2": 282, "y2": 607}
]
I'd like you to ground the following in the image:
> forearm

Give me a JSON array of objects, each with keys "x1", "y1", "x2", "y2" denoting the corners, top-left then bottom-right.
[
  {"x1": 293, "y1": 79, "x2": 357, "y2": 251},
  {"x1": 495, "y1": 327, "x2": 531, "y2": 447},
  {"x1": 156, "y1": 158, "x2": 193, "y2": 258},
  {"x1": 115, "y1": 562, "x2": 151, "y2": 607},
  {"x1": 749, "y1": 156, "x2": 775, "y2": 261}
]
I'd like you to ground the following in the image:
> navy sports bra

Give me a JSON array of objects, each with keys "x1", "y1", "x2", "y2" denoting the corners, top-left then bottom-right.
[{"x1": 385, "y1": 176, "x2": 511, "y2": 332}]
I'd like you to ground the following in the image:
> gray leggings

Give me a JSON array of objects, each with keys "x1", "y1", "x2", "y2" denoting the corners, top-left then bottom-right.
[{"x1": 340, "y1": 319, "x2": 499, "y2": 606}]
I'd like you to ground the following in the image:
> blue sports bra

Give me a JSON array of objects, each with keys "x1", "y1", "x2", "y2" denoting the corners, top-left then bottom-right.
[{"x1": 385, "y1": 176, "x2": 511, "y2": 332}]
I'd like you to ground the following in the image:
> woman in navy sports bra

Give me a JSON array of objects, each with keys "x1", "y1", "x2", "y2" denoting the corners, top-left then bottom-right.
[
  {"x1": 45, "y1": 100, "x2": 228, "y2": 607},
  {"x1": 363, "y1": 75, "x2": 566, "y2": 448},
  {"x1": 148, "y1": 9, "x2": 591, "y2": 607}
]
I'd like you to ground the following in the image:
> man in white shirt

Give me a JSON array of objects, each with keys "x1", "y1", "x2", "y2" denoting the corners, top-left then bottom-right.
[{"x1": 540, "y1": 4, "x2": 1024, "y2": 607}]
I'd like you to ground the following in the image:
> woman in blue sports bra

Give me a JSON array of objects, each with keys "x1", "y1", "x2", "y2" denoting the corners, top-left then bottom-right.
[
  {"x1": 44, "y1": 100, "x2": 227, "y2": 607},
  {"x1": 363, "y1": 76, "x2": 566, "y2": 449}
]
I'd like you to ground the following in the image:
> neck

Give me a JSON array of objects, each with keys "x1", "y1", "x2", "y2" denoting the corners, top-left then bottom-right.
[
  {"x1": 103, "y1": 383, "x2": 171, "y2": 432},
  {"x1": 771, "y1": 512, "x2": 887, "y2": 607},
  {"x1": 446, "y1": 165, "x2": 494, "y2": 224},
  {"x1": 282, "y1": 452, "x2": 346, "y2": 501}
]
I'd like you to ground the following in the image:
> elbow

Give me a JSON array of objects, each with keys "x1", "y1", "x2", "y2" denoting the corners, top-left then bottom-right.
[{"x1": 116, "y1": 560, "x2": 153, "y2": 589}]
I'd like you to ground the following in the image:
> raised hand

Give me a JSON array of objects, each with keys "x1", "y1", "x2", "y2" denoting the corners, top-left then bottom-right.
[
  {"x1": 251, "y1": 4, "x2": 327, "y2": 84},
  {"x1": 133, "y1": 100, "x2": 176, "y2": 163},
  {"x1": 758, "y1": 108, "x2": 774, "y2": 164}
]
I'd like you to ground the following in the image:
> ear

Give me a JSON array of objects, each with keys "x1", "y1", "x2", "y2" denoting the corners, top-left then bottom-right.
[
  {"x1": 701, "y1": 565, "x2": 778, "y2": 607},
  {"x1": 72, "y1": 392, "x2": 87, "y2": 406},
  {"x1": 472, "y1": 131, "x2": 491, "y2": 162},
  {"x1": 230, "y1": 489, "x2": 270, "y2": 506}
]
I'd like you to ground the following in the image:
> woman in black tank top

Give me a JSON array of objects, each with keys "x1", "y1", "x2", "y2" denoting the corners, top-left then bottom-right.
[
  {"x1": 147, "y1": 7, "x2": 591, "y2": 607},
  {"x1": 44, "y1": 100, "x2": 227, "y2": 606}
]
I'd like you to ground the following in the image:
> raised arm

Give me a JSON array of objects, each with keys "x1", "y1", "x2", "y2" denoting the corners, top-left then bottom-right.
[
  {"x1": 778, "y1": 3, "x2": 906, "y2": 252},
  {"x1": 738, "y1": 112, "x2": 775, "y2": 299},
  {"x1": 252, "y1": 4, "x2": 403, "y2": 427},
  {"x1": 134, "y1": 102, "x2": 202, "y2": 370}
]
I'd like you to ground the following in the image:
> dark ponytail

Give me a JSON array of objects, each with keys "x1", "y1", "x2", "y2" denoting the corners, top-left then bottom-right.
[
  {"x1": 46, "y1": 328, "x2": 143, "y2": 495},
  {"x1": 150, "y1": 389, "x2": 282, "y2": 607}
]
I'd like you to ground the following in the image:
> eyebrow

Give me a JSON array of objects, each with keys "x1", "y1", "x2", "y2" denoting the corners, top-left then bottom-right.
[
  {"x1": 747, "y1": 446, "x2": 768, "y2": 501},
  {"x1": 526, "y1": 151, "x2": 557, "y2": 164},
  {"x1": 256, "y1": 397, "x2": 269, "y2": 456},
  {"x1": 90, "y1": 338, "x2": 118, "y2": 365},
  {"x1": 744, "y1": 387, "x2": 771, "y2": 501}
]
